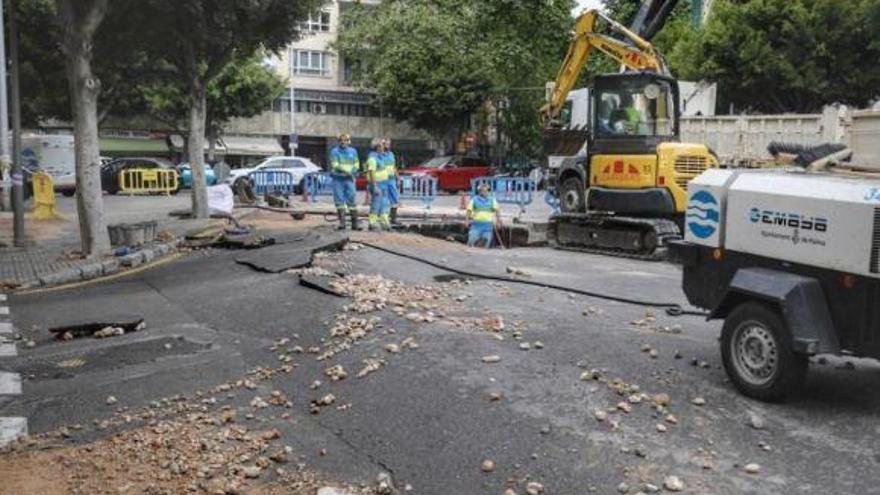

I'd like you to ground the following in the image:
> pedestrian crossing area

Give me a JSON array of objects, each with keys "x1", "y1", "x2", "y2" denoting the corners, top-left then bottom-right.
[{"x1": 0, "y1": 293, "x2": 26, "y2": 448}]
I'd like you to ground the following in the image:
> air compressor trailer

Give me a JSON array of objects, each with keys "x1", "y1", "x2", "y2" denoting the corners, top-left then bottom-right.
[{"x1": 670, "y1": 166, "x2": 880, "y2": 401}]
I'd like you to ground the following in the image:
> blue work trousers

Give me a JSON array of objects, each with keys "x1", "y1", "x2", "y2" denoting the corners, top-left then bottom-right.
[{"x1": 332, "y1": 175, "x2": 356, "y2": 211}]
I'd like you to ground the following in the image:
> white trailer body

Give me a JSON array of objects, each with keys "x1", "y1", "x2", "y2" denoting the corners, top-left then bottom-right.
[{"x1": 20, "y1": 134, "x2": 76, "y2": 192}]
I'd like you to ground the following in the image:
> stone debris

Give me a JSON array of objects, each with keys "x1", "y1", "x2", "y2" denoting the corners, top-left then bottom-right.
[
  {"x1": 594, "y1": 409, "x2": 608, "y2": 422},
  {"x1": 483, "y1": 314, "x2": 506, "y2": 332},
  {"x1": 481, "y1": 459, "x2": 495, "y2": 472},
  {"x1": 617, "y1": 402, "x2": 632, "y2": 414},
  {"x1": 250, "y1": 396, "x2": 269, "y2": 409},
  {"x1": 617, "y1": 482, "x2": 630, "y2": 493},
  {"x1": 648, "y1": 349, "x2": 659, "y2": 359},
  {"x1": 533, "y1": 341, "x2": 544, "y2": 349},
  {"x1": 748, "y1": 412, "x2": 766, "y2": 430},
  {"x1": 482, "y1": 355, "x2": 502, "y2": 364},
  {"x1": 651, "y1": 393, "x2": 670, "y2": 407},
  {"x1": 357, "y1": 358, "x2": 385, "y2": 378},
  {"x1": 663, "y1": 476, "x2": 684, "y2": 492},
  {"x1": 744, "y1": 463, "x2": 761, "y2": 474},
  {"x1": 691, "y1": 397, "x2": 707, "y2": 406},
  {"x1": 665, "y1": 414, "x2": 678, "y2": 424},
  {"x1": 519, "y1": 342, "x2": 531, "y2": 351},
  {"x1": 106, "y1": 395, "x2": 118, "y2": 406},
  {"x1": 325, "y1": 364, "x2": 349, "y2": 381},
  {"x1": 505, "y1": 266, "x2": 530, "y2": 276},
  {"x1": 526, "y1": 481, "x2": 544, "y2": 495},
  {"x1": 375, "y1": 472, "x2": 396, "y2": 495},
  {"x1": 656, "y1": 423, "x2": 668, "y2": 433},
  {"x1": 488, "y1": 392, "x2": 503, "y2": 401},
  {"x1": 503, "y1": 490, "x2": 519, "y2": 495},
  {"x1": 94, "y1": 326, "x2": 126, "y2": 339},
  {"x1": 384, "y1": 343, "x2": 400, "y2": 353}
]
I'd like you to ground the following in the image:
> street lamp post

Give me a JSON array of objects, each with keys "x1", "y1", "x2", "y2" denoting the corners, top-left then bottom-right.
[
  {"x1": 8, "y1": 0, "x2": 24, "y2": 247},
  {"x1": 288, "y1": 47, "x2": 296, "y2": 157}
]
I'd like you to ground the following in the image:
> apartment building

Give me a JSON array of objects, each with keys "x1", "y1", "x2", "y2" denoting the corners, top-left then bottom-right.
[{"x1": 225, "y1": 0, "x2": 434, "y2": 169}]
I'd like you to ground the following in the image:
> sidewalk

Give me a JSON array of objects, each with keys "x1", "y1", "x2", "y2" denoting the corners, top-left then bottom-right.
[{"x1": 0, "y1": 194, "x2": 246, "y2": 290}]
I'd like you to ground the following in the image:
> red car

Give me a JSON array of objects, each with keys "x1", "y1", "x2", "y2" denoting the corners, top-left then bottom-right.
[{"x1": 401, "y1": 156, "x2": 493, "y2": 192}]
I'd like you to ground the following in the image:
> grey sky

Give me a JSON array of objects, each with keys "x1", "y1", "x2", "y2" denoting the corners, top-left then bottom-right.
[{"x1": 573, "y1": 0, "x2": 604, "y2": 15}]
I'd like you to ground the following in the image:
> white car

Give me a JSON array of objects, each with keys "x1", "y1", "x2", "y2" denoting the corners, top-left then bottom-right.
[{"x1": 226, "y1": 156, "x2": 322, "y2": 190}]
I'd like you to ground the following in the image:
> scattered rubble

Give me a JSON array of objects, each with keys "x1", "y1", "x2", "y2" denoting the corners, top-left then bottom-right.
[{"x1": 663, "y1": 476, "x2": 684, "y2": 492}]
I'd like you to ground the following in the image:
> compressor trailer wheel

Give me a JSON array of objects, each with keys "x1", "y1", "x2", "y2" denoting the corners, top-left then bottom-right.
[{"x1": 720, "y1": 302, "x2": 808, "y2": 401}]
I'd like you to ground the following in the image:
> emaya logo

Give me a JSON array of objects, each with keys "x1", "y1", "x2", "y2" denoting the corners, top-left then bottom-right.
[{"x1": 686, "y1": 190, "x2": 720, "y2": 239}]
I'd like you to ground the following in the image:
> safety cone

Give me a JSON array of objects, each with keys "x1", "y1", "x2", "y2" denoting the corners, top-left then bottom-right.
[{"x1": 458, "y1": 191, "x2": 469, "y2": 210}]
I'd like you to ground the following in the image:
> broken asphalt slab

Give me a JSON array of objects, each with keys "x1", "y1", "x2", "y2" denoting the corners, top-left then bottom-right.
[{"x1": 235, "y1": 232, "x2": 348, "y2": 273}]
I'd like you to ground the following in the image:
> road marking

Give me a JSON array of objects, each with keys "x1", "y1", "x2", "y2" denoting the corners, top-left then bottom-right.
[
  {"x1": 0, "y1": 321, "x2": 11, "y2": 334},
  {"x1": 0, "y1": 417, "x2": 27, "y2": 449},
  {"x1": 0, "y1": 306, "x2": 8, "y2": 315},
  {"x1": 0, "y1": 343, "x2": 16, "y2": 357},
  {"x1": 0, "y1": 371, "x2": 20, "y2": 395},
  {"x1": 0, "y1": 294, "x2": 6, "y2": 301}
]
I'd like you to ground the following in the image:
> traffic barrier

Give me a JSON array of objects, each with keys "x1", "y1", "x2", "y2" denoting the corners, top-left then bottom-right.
[
  {"x1": 470, "y1": 176, "x2": 536, "y2": 213},
  {"x1": 303, "y1": 172, "x2": 334, "y2": 203},
  {"x1": 250, "y1": 169, "x2": 296, "y2": 196},
  {"x1": 32, "y1": 171, "x2": 61, "y2": 220},
  {"x1": 544, "y1": 190, "x2": 561, "y2": 215},
  {"x1": 119, "y1": 168, "x2": 178, "y2": 195},
  {"x1": 397, "y1": 175, "x2": 437, "y2": 209}
]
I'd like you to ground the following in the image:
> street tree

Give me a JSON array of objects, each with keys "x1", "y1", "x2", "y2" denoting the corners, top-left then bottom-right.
[
  {"x1": 144, "y1": 53, "x2": 285, "y2": 162},
  {"x1": 336, "y1": 0, "x2": 572, "y2": 157},
  {"x1": 55, "y1": 0, "x2": 110, "y2": 257},
  {"x1": 670, "y1": 0, "x2": 880, "y2": 113},
  {"x1": 137, "y1": 0, "x2": 321, "y2": 218}
]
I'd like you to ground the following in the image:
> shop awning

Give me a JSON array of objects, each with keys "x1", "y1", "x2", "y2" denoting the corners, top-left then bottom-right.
[
  {"x1": 168, "y1": 135, "x2": 226, "y2": 154},
  {"x1": 100, "y1": 137, "x2": 169, "y2": 155},
  {"x1": 221, "y1": 136, "x2": 283, "y2": 156}
]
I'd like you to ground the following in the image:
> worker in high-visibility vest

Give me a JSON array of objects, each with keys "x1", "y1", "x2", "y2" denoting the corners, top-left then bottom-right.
[
  {"x1": 465, "y1": 183, "x2": 501, "y2": 247},
  {"x1": 365, "y1": 138, "x2": 391, "y2": 230},
  {"x1": 381, "y1": 138, "x2": 401, "y2": 225},
  {"x1": 329, "y1": 133, "x2": 360, "y2": 230}
]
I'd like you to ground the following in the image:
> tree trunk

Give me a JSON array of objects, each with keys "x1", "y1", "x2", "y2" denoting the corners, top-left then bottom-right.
[
  {"x1": 207, "y1": 127, "x2": 216, "y2": 164},
  {"x1": 188, "y1": 84, "x2": 209, "y2": 218},
  {"x1": 58, "y1": 0, "x2": 110, "y2": 258}
]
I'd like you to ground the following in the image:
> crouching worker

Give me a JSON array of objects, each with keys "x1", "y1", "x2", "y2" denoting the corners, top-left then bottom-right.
[{"x1": 465, "y1": 184, "x2": 501, "y2": 248}]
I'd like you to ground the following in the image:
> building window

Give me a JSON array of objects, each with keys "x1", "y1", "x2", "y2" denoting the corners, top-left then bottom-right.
[
  {"x1": 301, "y1": 11, "x2": 330, "y2": 32},
  {"x1": 292, "y1": 50, "x2": 331, "y2": 76},
  {"x1": 300, "y1": 11, "x2": 330, "y2": 33}
]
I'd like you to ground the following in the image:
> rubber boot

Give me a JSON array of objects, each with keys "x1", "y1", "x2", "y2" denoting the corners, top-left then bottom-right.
[
  {"x1": 336, "y1": 210, "x2": 348, "y2": 230},
  {"x1": 349, "y1": 209, "x2": 361, "y2": 231},
  {"x1": 390, "y1": 207, "x2": 399, "y2": 226}
]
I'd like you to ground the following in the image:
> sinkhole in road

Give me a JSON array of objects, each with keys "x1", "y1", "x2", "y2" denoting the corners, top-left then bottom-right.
[{"x1": 17, "y1": 336, "x2": 210, "y2": 381}]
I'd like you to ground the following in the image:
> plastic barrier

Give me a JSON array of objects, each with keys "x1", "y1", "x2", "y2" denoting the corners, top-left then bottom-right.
[
  {"x1": 397, "y1": 175, "x2": 437, "y2": 209},
  {"x1": 119, "y1": 168, "x2": 178, "y2": 195},
  {"x1": 544, "y1": 190, "x2": 561, "y2": 215},
  {"x1": 470, "y1": 176, "x2": 536, "y2": 213},
  {"x1": 303, "y1": 172, "x2": 335, "y2": 203},
  {"x1": 32, "y1": 171, "x2": 61, "y2": 220},
  {"x1": 250, "y1": 169, "x2": 296, "y2": 196}
]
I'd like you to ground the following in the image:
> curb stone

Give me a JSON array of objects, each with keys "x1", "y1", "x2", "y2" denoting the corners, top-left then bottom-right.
[{"x1": 24, "y1": 240, "x2": 181, "y2": 290}]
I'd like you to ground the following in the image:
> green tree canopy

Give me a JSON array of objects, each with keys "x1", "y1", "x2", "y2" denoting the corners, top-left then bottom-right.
[
  {"x1": 336, "y1": 0, "x2": 573, "y2": 155},
  {"x1": 670, "y1": 0, "x2": 880, "y2": 113}
]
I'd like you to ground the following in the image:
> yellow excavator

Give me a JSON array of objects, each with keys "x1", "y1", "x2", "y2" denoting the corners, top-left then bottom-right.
[{"x1": 542, "y1": 3, "x2": 718, "y2": 258}]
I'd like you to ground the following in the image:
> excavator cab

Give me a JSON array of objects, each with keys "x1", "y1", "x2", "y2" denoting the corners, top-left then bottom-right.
[{"x1": 591, "y1": 73, "x2": 679, "y2": 155}]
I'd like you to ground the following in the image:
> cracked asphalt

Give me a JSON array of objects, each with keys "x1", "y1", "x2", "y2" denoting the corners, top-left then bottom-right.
[{"x1": 2, "y1": 222, "x2": 880, "y2": 494}]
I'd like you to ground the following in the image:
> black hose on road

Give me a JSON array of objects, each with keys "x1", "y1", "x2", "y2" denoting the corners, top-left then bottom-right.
[{"x1": 357, "y1": 241, "x2": 709, "y2": 318}]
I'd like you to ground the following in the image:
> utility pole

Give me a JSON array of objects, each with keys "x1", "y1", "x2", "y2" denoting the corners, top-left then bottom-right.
[
  {"x1": 288, "y1": 47, "x2": 296, "y2": 157},
  {"x1": 9, "y1": 0, "x2": 24, "y2": 247},
  {"x1": 0, "y1": 0, "x2": 9, "y2": 213}
]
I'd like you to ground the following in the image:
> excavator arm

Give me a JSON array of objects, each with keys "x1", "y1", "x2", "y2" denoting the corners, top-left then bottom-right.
[{"x1": 541, "y1": 9, "x2": 668, "y2": 125}]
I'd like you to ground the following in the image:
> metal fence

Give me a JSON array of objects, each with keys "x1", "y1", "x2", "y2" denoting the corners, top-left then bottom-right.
[
  {"x1": 470, "y1": 176, "x2": 536, "y2": 213},
  {"x1": 250, "y1": 169, "x2": 296, "y2": 196},
  {"x1": 303, "y1": 172, "x2": 438, "y2": 209},
  {"x1": 118, "y1": 168, "x2": 178, "y2": 195}
]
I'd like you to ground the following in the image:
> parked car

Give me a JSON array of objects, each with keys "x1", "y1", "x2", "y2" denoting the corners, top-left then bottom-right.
[
  {"x1": 401, "y1": 155, "x2": 493, "y2": 192},
  {"x1": 100, "y1": 157, "x2": 178, "y2": 194},
  {"x1": 225, "y1": 155, "x2": 321, "y2": 192},
  {"x1": 177, "y1": 163, "x2": 217, "y2": 188}
]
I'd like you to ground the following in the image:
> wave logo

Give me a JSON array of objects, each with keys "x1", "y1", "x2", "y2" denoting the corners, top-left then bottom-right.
[{"x1": 686, "y1": 190, "x2": 720, "y2": 239}]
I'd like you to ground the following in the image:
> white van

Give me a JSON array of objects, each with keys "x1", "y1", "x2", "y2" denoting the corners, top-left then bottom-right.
[{"x1": 20, "y1": 134, "x2": 76, "y2": 195}]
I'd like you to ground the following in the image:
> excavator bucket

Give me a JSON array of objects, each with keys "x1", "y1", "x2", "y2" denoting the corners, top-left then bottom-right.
[{"x1": 543, "y1": 128, "x2": 590, "y2": 157}]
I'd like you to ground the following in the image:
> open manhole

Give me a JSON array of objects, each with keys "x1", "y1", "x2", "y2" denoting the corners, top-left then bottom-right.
[
  {"x1": 49, "y1": 316, "x2": 145, "y2": 341},
  {"x1": 18, "y1": 336, "x2": 210, "y2": 380}
]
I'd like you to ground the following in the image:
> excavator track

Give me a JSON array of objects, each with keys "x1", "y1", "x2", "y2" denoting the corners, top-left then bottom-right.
[{"x1": 548, "y1": 214, "x2": 681, "y2": 261}]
